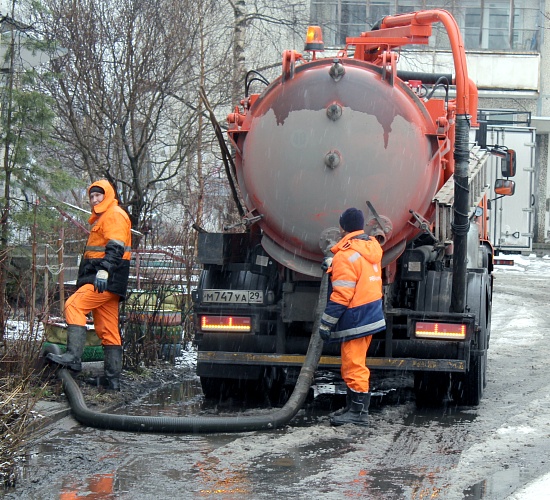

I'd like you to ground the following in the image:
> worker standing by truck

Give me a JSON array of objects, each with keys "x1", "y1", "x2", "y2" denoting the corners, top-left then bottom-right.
[
  {"x1": 319, "y1": 208, "x2": 386, "y2": 426},
  {"x1": 47, "y1": 180, "x2": 132, "y2": 391}
]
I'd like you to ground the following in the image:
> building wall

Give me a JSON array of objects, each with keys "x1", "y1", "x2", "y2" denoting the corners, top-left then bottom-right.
[{"x1": 536, "y1": 0, "x2": 550, "y2": 244}]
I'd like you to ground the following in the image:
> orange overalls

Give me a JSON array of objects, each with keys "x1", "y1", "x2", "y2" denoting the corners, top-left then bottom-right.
[{"x1": 65, "y1": 180, "x2": 132, "y2": 346}]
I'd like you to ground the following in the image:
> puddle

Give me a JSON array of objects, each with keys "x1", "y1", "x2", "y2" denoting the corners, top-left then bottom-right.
[
  {"x1": 404, "y1": 406, "x2": 477, "y2": 427},
  {"x1": 360, "y1": 467, "x2": 439, "y2": 499},
  {"x1": 463, "y1": 466, "x2": 533, "y2": 499},
  {"x1": 113, "y1": 378, "x2": 204, "y2": 417},
  {"x1": 240, "y1": 437, "x2": 357, "y2": 490},
  {"x1": 59, "y1": 472, "x2": 117, "y2": 499}
]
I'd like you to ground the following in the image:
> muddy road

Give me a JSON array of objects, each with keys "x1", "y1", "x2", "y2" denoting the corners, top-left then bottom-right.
[{"x1": 4, "y1": 257, "x2": 550, "y2": 499}]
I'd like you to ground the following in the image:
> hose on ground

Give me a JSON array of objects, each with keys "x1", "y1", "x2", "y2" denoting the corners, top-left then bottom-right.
[{"x1": 57, "y1": 274, "x2": 329, "y2": 433}]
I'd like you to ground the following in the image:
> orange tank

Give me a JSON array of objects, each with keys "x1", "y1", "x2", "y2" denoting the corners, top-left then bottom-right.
[{"x1": 230, "y1": 58, "x2": 443, "y2": 276}]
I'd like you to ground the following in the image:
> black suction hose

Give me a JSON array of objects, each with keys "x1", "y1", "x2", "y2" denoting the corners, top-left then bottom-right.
[
  {"x1": 451, "y1": 115, "x2": 471, "y2": 314},
  {"x1": 58, "y1": 274, "x2": 329, "y2": 433}
]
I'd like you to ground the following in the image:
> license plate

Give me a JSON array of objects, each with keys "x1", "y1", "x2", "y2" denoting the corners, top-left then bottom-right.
[{"x1": 202, "y1": 289, "x2": 264, "y2": 304}]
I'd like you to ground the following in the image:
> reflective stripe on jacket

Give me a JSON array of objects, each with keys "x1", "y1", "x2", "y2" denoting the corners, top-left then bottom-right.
[
  {"x1": 321, "y1": 230, "x2": 385, "y2": 343},
  {"x1": 76, "y1": 180, "x2": 132, "y2": 298}
]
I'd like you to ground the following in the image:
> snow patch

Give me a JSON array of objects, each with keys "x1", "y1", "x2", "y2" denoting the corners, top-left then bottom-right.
[
  {"x1": 507, "y1": 473, "x2": 550, "y2": 499},
  {"x1": 496, "y1": 426, "x2": 536, "y2": 436}
]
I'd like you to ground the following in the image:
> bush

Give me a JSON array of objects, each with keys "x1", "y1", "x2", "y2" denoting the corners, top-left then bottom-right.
[{"x1": 0, "y1": 335, "x2": 48, "y2": 488}]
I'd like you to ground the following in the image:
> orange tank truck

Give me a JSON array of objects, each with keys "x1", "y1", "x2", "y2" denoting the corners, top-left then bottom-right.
[{"x1": 192, "y1": 10, "x2": 517, "y2": 406}]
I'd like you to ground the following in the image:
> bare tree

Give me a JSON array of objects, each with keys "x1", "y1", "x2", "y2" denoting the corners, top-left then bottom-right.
[
  {"x1": 21, "y1": 0, "x2": 312, "y2": 241},
  {"x1": 27, "y1": 0, "x2": 205, "y2": 238},
  {"x1": 227, "y1": 0, "x2": 310, "y2": 103}
]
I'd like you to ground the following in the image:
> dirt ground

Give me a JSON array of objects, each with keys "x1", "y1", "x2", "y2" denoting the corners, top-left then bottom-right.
[
  {"x1": 3, "y1": 256, "x2": 550, "y2": 499},
  {"x1": 28, "y1": 354, "x2": 180, "y2": 410}
]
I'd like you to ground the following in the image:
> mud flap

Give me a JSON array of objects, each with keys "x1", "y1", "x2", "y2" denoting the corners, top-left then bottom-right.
[{"x1": 414, "y1": 371, "x2": 450, "y2": 408}]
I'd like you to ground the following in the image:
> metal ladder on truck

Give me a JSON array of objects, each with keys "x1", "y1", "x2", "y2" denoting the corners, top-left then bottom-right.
[{"x1": 433, "y1": 146, "x2": 490, "y2": 243}]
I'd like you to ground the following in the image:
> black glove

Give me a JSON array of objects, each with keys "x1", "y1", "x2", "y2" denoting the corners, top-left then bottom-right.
[
  {"x1": 319, "y1": 325, "x2": 331, "y2": 341},
  {"x1": 94, "y1": 270, "x2": 109, "y2": 293},
  {"x1": 321, "y1": 257, "x2": 333, "y2": 272}
]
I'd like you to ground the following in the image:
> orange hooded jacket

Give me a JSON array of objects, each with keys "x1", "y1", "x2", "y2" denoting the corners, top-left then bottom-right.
[
  {"x1": 320, "y1": 230, "x2": 386, "y2": 342},
  {"x1": 76, "y1": 180, "x2": 132, "y2": 298}
]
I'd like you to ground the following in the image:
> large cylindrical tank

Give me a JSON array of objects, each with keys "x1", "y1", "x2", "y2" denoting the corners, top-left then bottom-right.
[{"x1": 234, "y1": 58, "x2": 442, "y2": 276}]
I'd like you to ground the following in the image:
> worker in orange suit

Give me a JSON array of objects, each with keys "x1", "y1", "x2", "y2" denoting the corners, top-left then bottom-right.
[
  {"x1": 319, "y1": 207, "x2": 385, "y2": 426},
  {"x1": 47, "y1": 180, "x2": 132, "y2": 391}
]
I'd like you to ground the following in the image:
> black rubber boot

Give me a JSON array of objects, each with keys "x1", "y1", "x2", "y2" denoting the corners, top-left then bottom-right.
[
  {"x1": 46, "y1": 325, "x2": 87, "y2": 372},
  {"x1": 330, "y1": 387, "x2": 352, "y2": 418},
  {"x1": 103, "y1": 345, "x2": 122, "y2": 391},
  {"x1": 330, "y1": 391, "x2": 370, "y2": 427}
]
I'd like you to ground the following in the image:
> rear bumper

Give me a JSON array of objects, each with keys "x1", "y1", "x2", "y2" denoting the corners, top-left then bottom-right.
[
  {"x1": 197, "y1": 350, "x2": 467, "y2": 373},
  {"x1": 195, "y1": 307, "x2": 477, "y2": 378}
]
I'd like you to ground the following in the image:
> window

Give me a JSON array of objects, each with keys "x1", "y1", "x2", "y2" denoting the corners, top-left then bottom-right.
[
  {"x1": 464, "y1": 0, "x2": 541, "y2": 51},
  {"x1": 311, "y1": 1, "x2": 339, "y2": 46},
  {"x1": 459, "y1": 0, "x2": 540, "y2": 51},
  {"x1": 396, "y1": 1, "x2": 422, "y2": 15},
  {"x1": 369, "y1": 2, "x2": 391, "y2": 26},
  {"x1": 487, "y1": 3, "x2": 511, "y2": 49},
  {"x1": 464, "y1": 8, "x2": 482, "y2": 49},
  {"x1": 341, "y1": 1, "x2": 368, "y2": 41},
  {"x1": 309, "y1": 0, "x2": 541, "y2": 51},
  {"x1": 511, "y1": 2, "x2": 540, "y2": 50}
]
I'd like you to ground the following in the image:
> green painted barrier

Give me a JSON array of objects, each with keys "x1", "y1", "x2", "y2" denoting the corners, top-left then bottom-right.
[{"x1": 43, "y1": 341, "x2": 105, "y2": 362}]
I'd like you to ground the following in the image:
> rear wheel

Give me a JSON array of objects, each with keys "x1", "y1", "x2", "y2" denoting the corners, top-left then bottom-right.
[
  {"x1": 199, "y1": 376, "x2": 221, "y2": 400},
  {"x1": 451, "y1": 351, "x2": 486, "y2": 405},
  {"x1": 200, "y1": 378, "x2": 275, "y2": 406},
  {"x1": 200, "y1": 367, "x2": 292, "y2": 405},
  {"x1": 262, "y1": 367, "x2": 292, "y2": 406},
  {"x1": 451, "y1": 273, "x2": 490, "y2": 406}
]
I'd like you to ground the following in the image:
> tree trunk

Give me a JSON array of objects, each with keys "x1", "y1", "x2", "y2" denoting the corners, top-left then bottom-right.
[
  {"x1": 0, "y1": 8, "x2": 17, "y2": 343},
  {"x1": 232, "y1": 0, "x2": 247, "y2": 106}
]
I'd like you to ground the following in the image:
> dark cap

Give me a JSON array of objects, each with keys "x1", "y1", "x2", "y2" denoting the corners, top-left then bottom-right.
[
  {"x1": 89, "y1": 186, "x2": 105, "y2": 196},
  {"x1": 339, "y1": 207, "x2": 364, "y2": 233}
]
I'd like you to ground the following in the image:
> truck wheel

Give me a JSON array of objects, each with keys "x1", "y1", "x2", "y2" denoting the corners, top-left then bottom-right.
[
  {"x1": 452, "y1": 274, "x2": 490, "y2": 406},
  {"x1": 262, "y1": 367, "x2": 290, "y2": 406},
  {"x1": 414, "y1": 372, "x2": 450, "y2": 407},
  {"x1": 451, "y1": 351, "x2": 486, "y2": 406}
]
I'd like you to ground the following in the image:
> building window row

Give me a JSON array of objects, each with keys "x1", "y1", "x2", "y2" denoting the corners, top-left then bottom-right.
[{"x1": 310, "y1": 0, "x2": 541, "y2": 52}]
